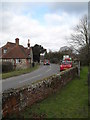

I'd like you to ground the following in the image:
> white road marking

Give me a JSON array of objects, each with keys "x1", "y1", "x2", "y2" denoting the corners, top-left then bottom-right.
[
  {"x1": 3, "y1": 65, "x2": 52, "y2": 85},
  {"x1": 19, "y1": 67, "x2": 52, "y2": 84},
  {"x1": 19, "y1": 74, "x2": 42, "y2": 84},
  {"x1": 2, "y1": 66, "x2": 51, "y2": 83},
  {"x1": 46, "y1": 68, "x2": 51, "y2": 73}
]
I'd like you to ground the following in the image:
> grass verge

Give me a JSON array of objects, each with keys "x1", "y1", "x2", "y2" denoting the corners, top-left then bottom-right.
[
  {"x1": 19, "y1": 66, "x2": 88, "y2": 118},
  {"x1": 2, "y1": 65, "x2": 39, "y2": 79}
]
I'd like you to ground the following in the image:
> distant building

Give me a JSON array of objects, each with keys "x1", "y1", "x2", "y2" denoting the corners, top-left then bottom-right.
[
  {"x1": 60, "y1": 46, "x2": 70, "y2": 52},
  {"x1": 0, "y1": 38, "x2": 33, "y2": 69},
  {"x1": 60, "y1": 46, "x2": 78, "y2": 61}
]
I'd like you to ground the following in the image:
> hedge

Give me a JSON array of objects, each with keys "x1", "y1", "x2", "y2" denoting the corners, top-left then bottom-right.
[{"x1": 2, "y1": 61, "x2": 14, "y2": 73}]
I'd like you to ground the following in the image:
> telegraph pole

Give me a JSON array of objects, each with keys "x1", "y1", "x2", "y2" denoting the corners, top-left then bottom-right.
[{"x1": 88, "y1": 1, "x2": 90, "y2": 118}]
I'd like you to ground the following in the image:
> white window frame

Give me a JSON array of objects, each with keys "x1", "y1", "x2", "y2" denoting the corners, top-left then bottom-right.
[
  {"x1": 3, "y1": 49, "x2": 7, "y2": 54},
  {"x1": 16, "y1": 59, "x2": 21, "y2": 63}
]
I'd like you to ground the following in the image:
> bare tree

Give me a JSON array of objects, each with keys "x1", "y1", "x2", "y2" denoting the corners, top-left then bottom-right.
[
  {"x1": 69, "y1": 15, "x2": 88, "y2": 52},
  {"x1": 69, "y1": 13, "x2": 90, "y2": 107}
]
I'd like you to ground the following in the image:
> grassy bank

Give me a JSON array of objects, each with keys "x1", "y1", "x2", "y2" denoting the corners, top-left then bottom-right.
[
  {"x1": 16, "y1": 66, "x2": 88, "y2": 118},
  {"x1": 2, "y1": 65, "x2": 39, "y2": 79}
]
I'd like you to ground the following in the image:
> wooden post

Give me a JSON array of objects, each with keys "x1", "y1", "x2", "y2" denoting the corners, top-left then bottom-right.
[{"x1": 78, "y1": 61, "x2": 80, "y2": 78}]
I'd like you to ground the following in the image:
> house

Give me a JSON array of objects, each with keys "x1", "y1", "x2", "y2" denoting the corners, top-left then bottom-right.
[
  {"x1": 0, "y1": 38, "x2": 33, "y2": 69},
  {"x1": 60, "y1": 46, "x2": 70, "y2": 52}
]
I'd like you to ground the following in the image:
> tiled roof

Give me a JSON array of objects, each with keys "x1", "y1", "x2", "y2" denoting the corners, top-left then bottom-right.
[{"x1": 1, "y1": 42, "x2": 30, "y2": 59}]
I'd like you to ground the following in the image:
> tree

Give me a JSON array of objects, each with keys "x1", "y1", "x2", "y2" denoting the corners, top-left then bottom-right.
[
  {"x1": 32, "y1": 44, "x2": 46, "y2": 63},
  {"x1": 69, "y1": 15, "x2": 88, "y2": 52},
  {"x1": 69, "y1": 13, "x2": 90, "y2": 106},
  {"x1": 79, "y1": 45, "x2": 88, "y2": 65},
  {"x1": 69, "y1": 15, "x2": 89, "y2": 65}
]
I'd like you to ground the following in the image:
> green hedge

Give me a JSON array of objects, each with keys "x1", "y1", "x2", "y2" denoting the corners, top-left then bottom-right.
[{"x1": 2, "y1": 61, "x2": 14, "y2": 73}]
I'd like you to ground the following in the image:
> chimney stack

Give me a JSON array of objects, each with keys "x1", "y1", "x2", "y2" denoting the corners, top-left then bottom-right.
[
  {"x1": 27, "y1": 39, "x2": 30, "y2": 49},
  {"x1": 15, "y1": 38, "x2": 19, "y2": 45}
]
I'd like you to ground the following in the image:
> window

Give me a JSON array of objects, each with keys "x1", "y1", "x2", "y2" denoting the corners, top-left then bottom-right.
[
  {"x1": 19, "y1": 59, "x2": 21, "y2": 62},
  {"x1": 16, "y1": 59, "x2": 21, "y2": 63},
  {"x1": 3, "y1": 49, "x2": 7, "y2": 54}
]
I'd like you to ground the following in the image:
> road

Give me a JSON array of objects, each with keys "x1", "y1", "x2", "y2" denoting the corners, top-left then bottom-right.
[{"x1": 2, "y1": 64, "x2": 60, "y2": 92}]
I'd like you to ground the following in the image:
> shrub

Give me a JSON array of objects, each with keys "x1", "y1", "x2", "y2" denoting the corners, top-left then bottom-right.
[
  {"x1": 50, "y1": 58, "x2": 59, "y2": 64},
  {"x1": 2, "y1": 61, "x2": 14, "y2": 73}
]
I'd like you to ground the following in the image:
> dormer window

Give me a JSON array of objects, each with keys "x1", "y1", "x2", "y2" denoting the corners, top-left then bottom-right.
[{"x1": 3, "y1": 48, "x2": 7, "y2": 54}]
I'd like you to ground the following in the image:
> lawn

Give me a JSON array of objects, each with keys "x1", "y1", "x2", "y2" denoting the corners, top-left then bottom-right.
[
  {"x1": 18, "y1": 66, "x2": 88, "y2": 118},
  {"x1": 2, "y1": 65, "x2": 39, "y2": 79}
]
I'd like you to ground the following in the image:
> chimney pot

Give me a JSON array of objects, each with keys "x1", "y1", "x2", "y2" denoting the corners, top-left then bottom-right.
[
  {"x1": 27, "y1": 39, "x2": 30, "y2": 49},
  {"x1": 15, "y1": 38, "x2": 19, "y2": 45}
]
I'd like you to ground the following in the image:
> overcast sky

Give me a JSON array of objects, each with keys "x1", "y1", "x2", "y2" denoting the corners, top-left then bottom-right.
[{"x1": 0, "y1": 1, "x2": 88, "y2": 51}]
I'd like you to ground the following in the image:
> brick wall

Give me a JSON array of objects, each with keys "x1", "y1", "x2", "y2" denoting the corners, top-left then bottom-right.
[{"x1": 2, "y1": 67, "x2": 78, "y2": 118}]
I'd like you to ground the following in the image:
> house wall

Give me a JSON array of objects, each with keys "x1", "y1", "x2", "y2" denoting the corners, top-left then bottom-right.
[
  {"x1": 2, "y1": 67, "x2": 78, "y2": 118},
  {"x1": 15, "y1": 59, "x2": 30, "y2": 69},
  {"x1": 30, "y1": 48, "x2": 33, "y2": 64},
  {"x1": 2, "y1": 59, "x2": 30, "y2": 69},
  {"x1": 2, "y1": 59, "x2": 14, "y2": 65}
]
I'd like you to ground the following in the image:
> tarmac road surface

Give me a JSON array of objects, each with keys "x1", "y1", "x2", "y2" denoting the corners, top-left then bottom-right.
[{"x1": 2, "y1": 64, "x2": 60, "y2": 92}]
